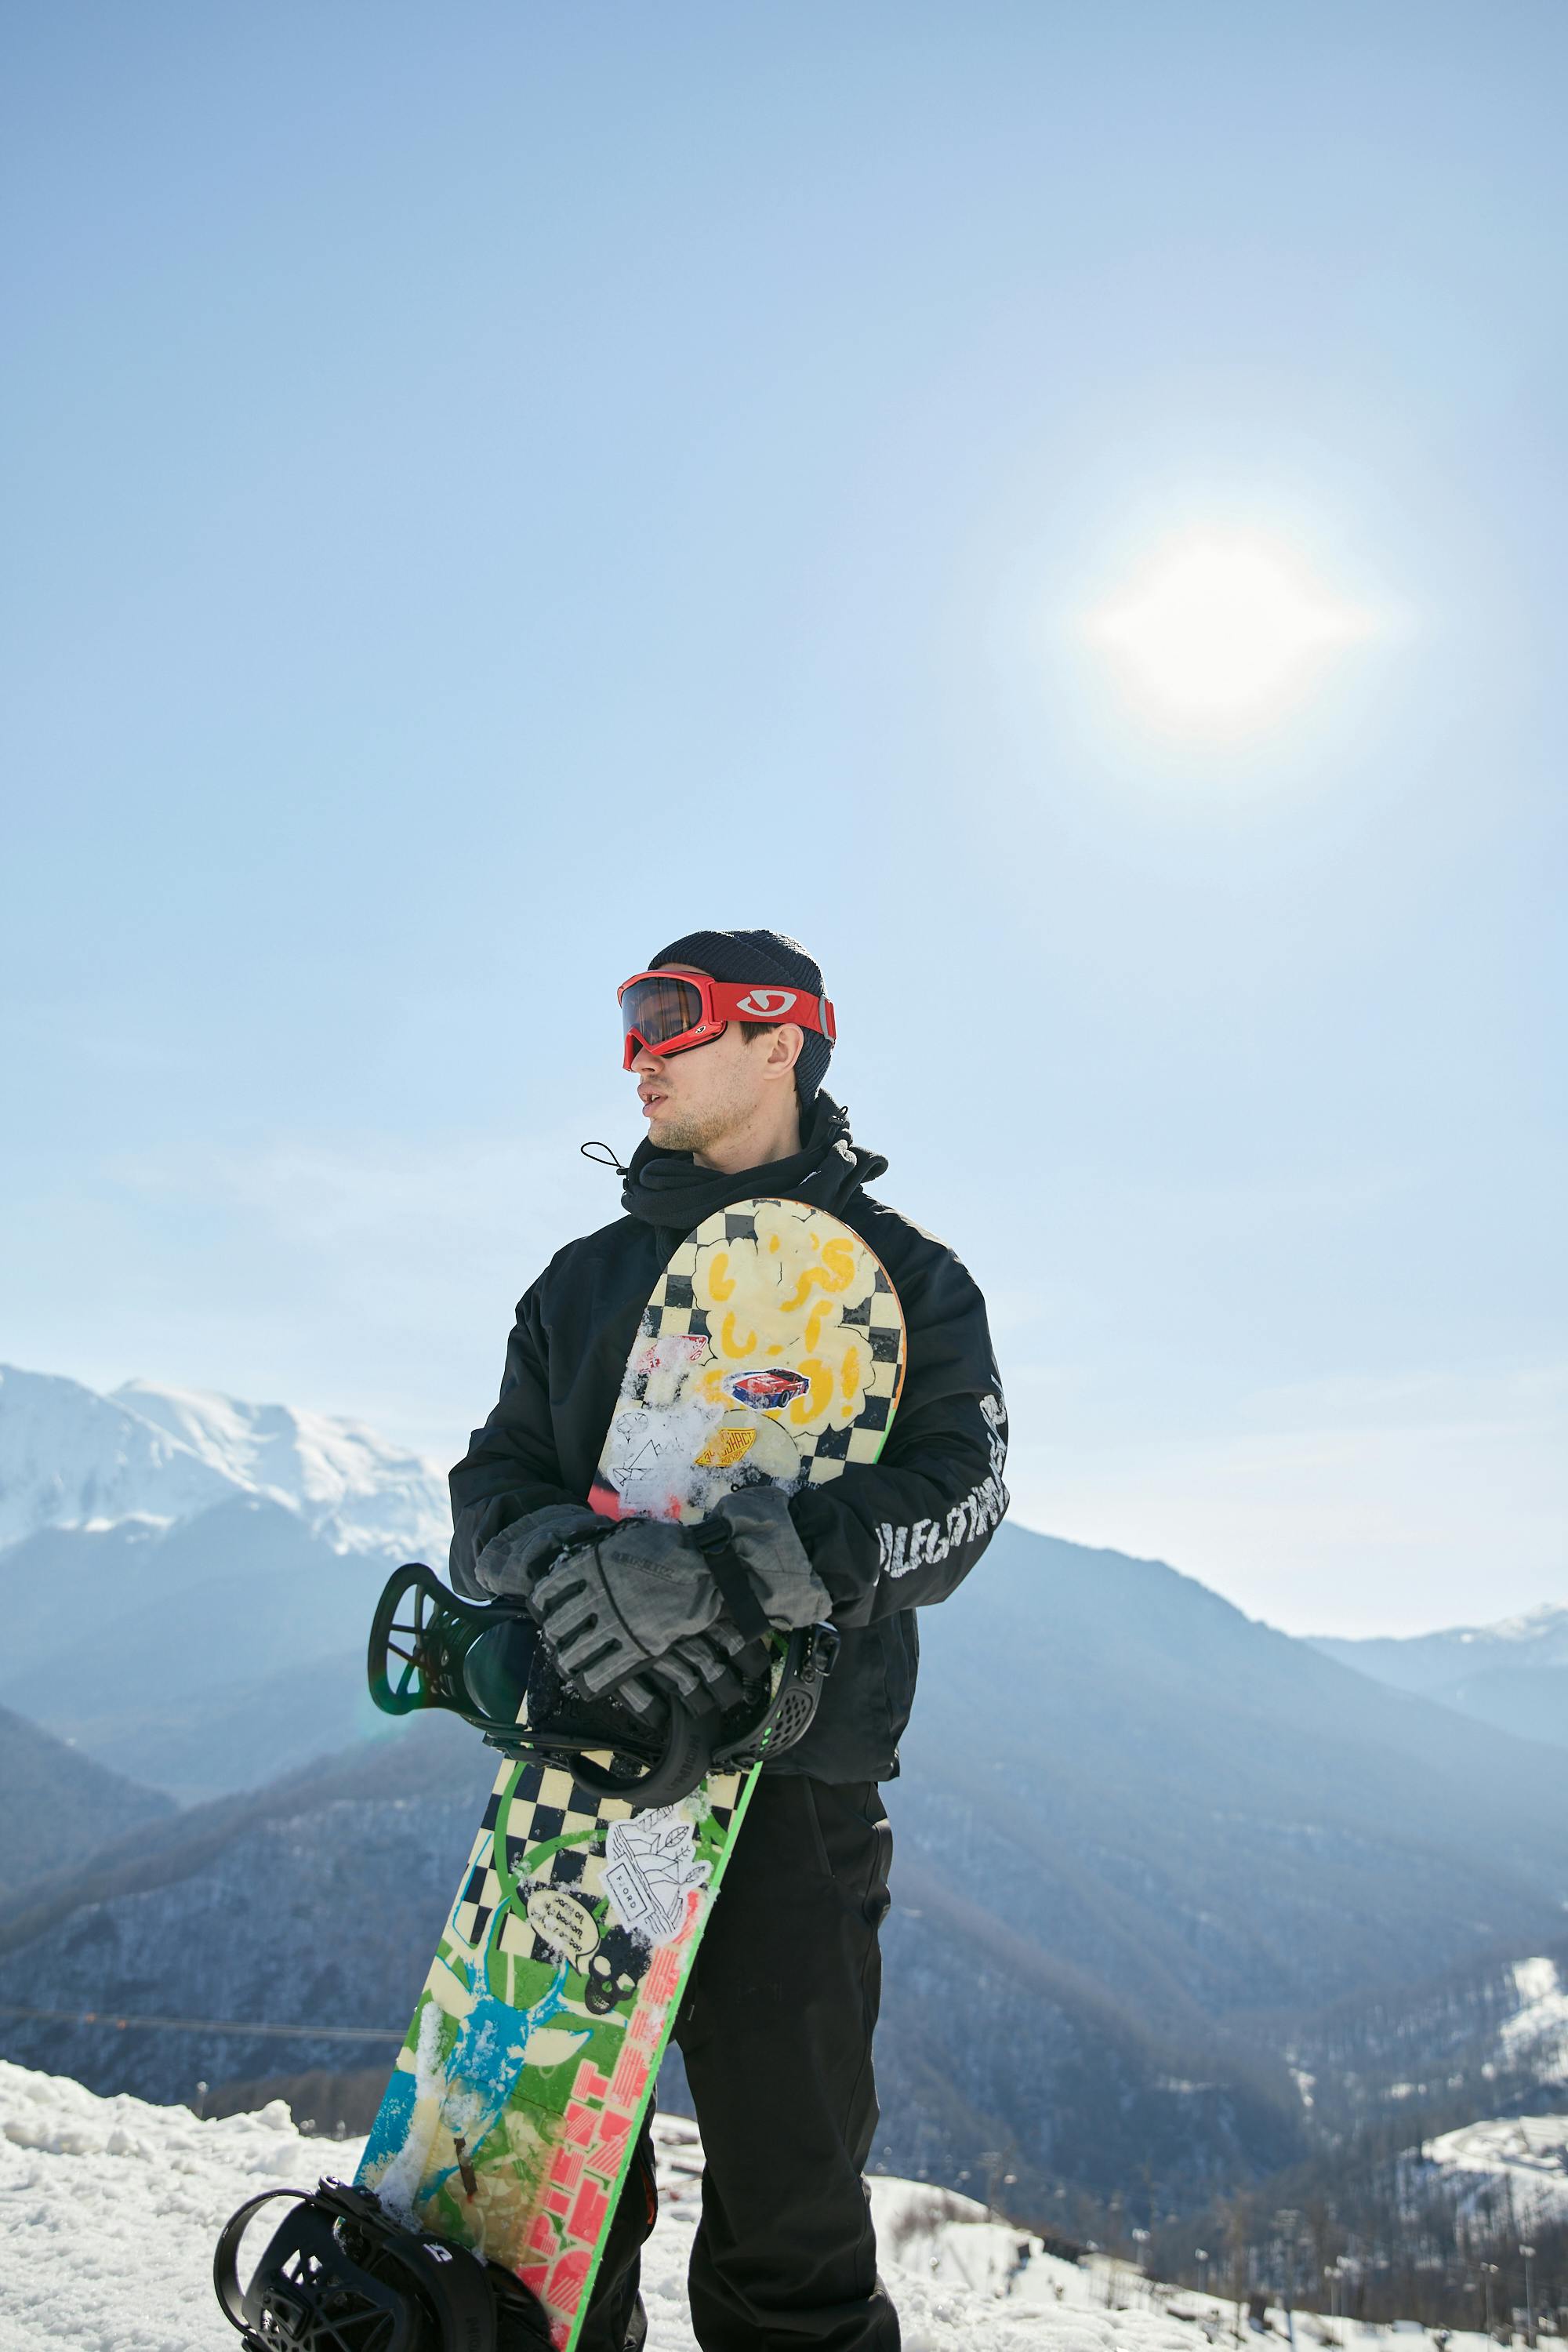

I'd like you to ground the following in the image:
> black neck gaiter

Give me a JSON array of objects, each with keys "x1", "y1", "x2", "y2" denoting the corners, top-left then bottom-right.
[{"x1": 619, "y1": 1092, "x2": 887, "y2": 1242}]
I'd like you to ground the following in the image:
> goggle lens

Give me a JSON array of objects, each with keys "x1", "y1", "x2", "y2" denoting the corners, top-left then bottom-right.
[{"x1": 620, "y1": 974, "x2": 705, "y2": 1048}]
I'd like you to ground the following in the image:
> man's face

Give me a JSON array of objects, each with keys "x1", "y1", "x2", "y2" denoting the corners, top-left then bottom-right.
[{"x1": 629, "y1": 965, "x2": 784, "y2": 1155}]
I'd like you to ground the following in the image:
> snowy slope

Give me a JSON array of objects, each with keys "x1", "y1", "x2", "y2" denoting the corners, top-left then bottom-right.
[
  {"x1": 0, "y1": 1364, "x2": 448, "y2": 1559},
  {"x1": 2, "y1": 2061, "x2": 1532, "y2": 2352},
  {"x1": 1500, "y1": 1956, "x2": 1568, "y2": 2084},
  {"x1": 111, "y1": 1378, "x2": 448, "y2": 1559},
  {"x1": 0, "y1": 2060, "x2": 1225, "y2": 2352},
  {"x1": 1385, "y1": 1961, "x2": 1568, "y2": 2236},
  {"x1": 0, "y1": 1367, "x2": 234, "y2": 1550},
  {"x1": 1419, "y1": 2113, "x2": 1568, "y2": 2229}
]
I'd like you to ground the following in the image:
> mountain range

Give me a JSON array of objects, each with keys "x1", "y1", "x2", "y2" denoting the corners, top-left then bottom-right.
[
  {"x1": 0, "y1": 1363, "x2": 448, "y2": 1559},
  {"x1": 873, "y1": 1524, "x2": 1568, "y2": 2205},
  {"x1": 4, "y1": 1520, "x2": 1567, "y2": 2216},
  {"x1": 0, "y1": 1707, "x2": 174, "y2": 1895},
  {"x1": 1312, "y1": 1606, "x2": 1568, "y2": 1749},
  {"x1": 0, "y1": 1497, "x2": 397, "y2": 1801},
  {"x1": 2, "y1": 1360, "x2": 1565, "y2": 2223},
  {"x1": 0, "y1": 1363, "x2": 452, "y2": 1800}
]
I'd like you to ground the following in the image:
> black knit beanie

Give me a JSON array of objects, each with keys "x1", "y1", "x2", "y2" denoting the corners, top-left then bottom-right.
[{"x1": 649, "y1": 927, "x2": 834, "y2": 1105}]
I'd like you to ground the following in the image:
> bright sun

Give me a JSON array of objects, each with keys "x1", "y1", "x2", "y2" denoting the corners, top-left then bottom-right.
[{"x1": 1087, "y1": 533, "x2": 1374, "y2": 726}]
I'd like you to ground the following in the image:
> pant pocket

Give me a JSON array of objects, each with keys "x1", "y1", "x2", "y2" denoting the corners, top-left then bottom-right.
[
  {"x1": 806, "y1": 1780, "x2": 894, "y2": 1926},
  {"x1": 862, "y1": 1809, "x2": 893, "y2": 1927}
]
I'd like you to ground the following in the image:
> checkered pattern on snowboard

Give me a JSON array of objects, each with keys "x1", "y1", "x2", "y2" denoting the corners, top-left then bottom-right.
[
  {"x1": 455, "y1": 1762, "x2": 606, "y2": 1957},
  {"x1": 824, "y1": 1263, "x2": 904, "y2": 1463},
  {"x1": 456, "y1": 1759, "x2": 744, "y2": 1962},
  {"x1": 641, "y1": 1203, "x2": 906, "y2": 1476}
]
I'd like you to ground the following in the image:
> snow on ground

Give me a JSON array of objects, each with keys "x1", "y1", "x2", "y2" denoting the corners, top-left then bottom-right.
[
  {"x1": 7, "y1": 2061, "x2": 1535, "y2": 2352},
  {"x1": 1423, "y1": 2111, "x2": 1568, "y2": 2228},
  {"x1": 0, "y1": 2061, "x2": 1216, "y2": 2352}
]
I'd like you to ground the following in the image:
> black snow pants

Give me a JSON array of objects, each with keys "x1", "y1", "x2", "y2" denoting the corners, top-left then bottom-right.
[{"x1": 575, "y1": 1775, "x2": 899, "y2": 2352}]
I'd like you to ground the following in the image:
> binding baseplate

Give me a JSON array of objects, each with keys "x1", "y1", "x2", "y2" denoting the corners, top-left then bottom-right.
[{"x1": 213, "y1": 2175, "x2": 552, "y2": 2350}]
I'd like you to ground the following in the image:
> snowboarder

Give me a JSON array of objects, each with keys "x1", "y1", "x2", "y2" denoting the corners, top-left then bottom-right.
[{"x1": 449, "y1": 927, "x2": 1008, "y2": 2352}]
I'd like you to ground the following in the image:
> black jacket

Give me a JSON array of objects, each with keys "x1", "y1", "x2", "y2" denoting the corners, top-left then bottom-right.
[{"x1": 448, "y1": 1096, "x2": 1007, "y2": 1780}]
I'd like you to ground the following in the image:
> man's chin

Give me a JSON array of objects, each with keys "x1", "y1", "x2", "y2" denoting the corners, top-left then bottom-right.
[{"x1": 649, "y1": 1106, "x2": 728, "y2": 1156}]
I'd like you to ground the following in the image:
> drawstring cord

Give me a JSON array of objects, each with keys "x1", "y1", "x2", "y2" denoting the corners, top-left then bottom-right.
[{"x1": 580, "y1": 1139, "x2": 630, "y2": 1178}]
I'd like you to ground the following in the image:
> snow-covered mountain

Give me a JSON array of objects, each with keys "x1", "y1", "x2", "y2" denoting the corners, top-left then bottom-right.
[
  {"x1": 1314, "y1": 1605, "x2": 1568, "y2": 1689},
  {"x1": 1312, "y1": 1605, "x2": 1568, "y2": 1749},
  {"x1": 0, "y1": 1363, "x2": 449, "y2": 1559}
]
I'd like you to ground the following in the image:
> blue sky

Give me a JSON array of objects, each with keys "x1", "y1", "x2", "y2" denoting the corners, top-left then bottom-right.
[{"x1": 3, "y1": 3, "x2": 1563, "y2": 1635}]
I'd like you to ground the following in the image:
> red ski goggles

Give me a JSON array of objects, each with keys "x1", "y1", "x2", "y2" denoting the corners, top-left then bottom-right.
[{"x1": 619, "y1": 971, "x2": 837, "y2": 1068}]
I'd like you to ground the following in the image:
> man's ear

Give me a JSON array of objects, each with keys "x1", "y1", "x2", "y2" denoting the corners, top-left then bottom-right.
[{"x1": 767, "y1": 1024, "x2": 804, "y2": 1078}]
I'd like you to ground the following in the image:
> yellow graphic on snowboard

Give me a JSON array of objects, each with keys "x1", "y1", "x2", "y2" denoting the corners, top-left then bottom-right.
[{"x1": 590, "y1": 1199, "x2": 903, "y2": 1521}]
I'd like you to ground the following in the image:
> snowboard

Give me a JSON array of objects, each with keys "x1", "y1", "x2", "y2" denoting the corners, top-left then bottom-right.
[{"x1": 355, "y1": 1196, "x2": 906, "y2": 2349}]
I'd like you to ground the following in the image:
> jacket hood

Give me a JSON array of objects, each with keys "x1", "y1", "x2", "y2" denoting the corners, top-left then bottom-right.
[{"x1": 619, "y1": 1092, "x2": 887, "y2": 1236}]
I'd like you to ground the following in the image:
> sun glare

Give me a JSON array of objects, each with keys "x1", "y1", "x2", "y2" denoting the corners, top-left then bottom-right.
[{"x1": 1087, "y1": 533, "x2": 1374, "y2": 728}]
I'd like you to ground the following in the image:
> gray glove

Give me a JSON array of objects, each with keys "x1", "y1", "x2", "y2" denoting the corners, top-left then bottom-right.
[
  {"x1": 528, "y1": 1518, "x2": 725, "y2": 1697},
  {"x1": 474, "y1": 1504, "x2": 609, "y2": 1599},
  {"x1": 715, "y1": 1487, "x2": 832, "y2": 1631},
  {"x1": 615, "y1": 1620, "x2": 758, "y2": 1720}
]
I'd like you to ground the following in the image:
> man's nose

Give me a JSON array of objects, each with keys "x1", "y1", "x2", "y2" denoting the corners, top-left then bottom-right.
[{"x1": 630, "y1": 1042, "x2": 662, "y2": 1076}]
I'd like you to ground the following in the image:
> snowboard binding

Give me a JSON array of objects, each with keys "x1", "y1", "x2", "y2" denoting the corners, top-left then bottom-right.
[
  {"x1": 212, "y1": 2176, "x2": 551, "y2": 2350},
  {"x1": 369, "y1": 1561, "x2": 839, "y2": 1809}
]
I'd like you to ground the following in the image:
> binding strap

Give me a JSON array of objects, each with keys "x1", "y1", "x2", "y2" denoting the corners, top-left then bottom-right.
[{"x1": 691, "y1": 1520, "x2": 773, "y2": 1643}]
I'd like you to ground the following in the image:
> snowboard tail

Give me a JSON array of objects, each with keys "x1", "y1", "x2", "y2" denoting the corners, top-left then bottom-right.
[{"x1": 356, "y1": 1748, "x2": 755, "y2": 2328}]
